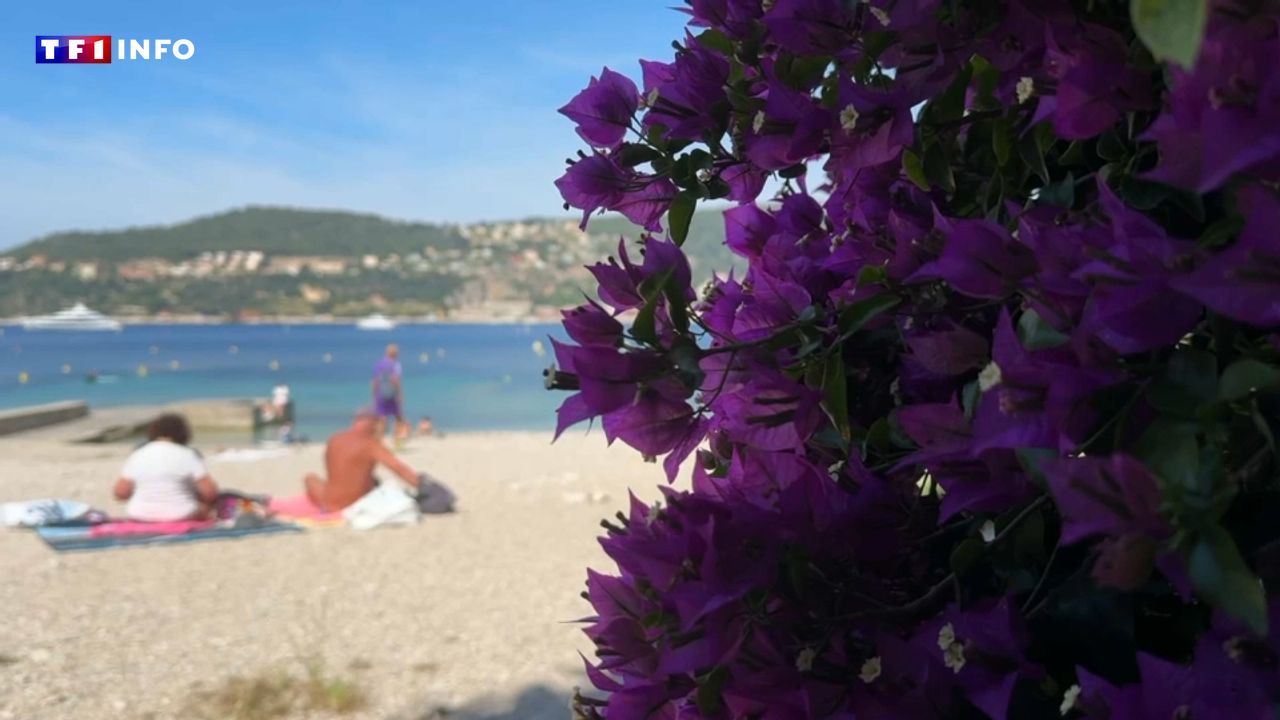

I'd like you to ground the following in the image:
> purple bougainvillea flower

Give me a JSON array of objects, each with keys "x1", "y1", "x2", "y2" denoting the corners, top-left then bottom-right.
[
  {"x1": 743, "y1": 76, "x2": 829, "y2": 170},
  {"x1": 559, "y1": 67, "x2": 639, "y2": 150},
  {"x1": 1041, "y1": 23, "x2": 1154, "y2": 140},
  {"x1": 561, "y1": 300, "x2": 624, "y2": 347},
  {"x1": 827, "y1": 76, "x2": 919, "y2": 175},
  {"x1": 681, "y1": 0, "x2": 762, "y2": 39},
  {"x1": 1170, "y1": 186, "x2": 1280, "y2": 327},
  {"x1": 1075, "y1": 179, "x2": 1204, "y2": 354},
  {"x1": 1046, "y1": 453, "x2": 1169, "y2": 545},
  {"x1": 906, "y1": 322, "x2": 991, "y2": 377},
  {"x1": 723, "y1": 202, "x2": 777, "y2": 259},
  {"x1": 761, "y1": 0, "x2": 856, "y2": 56},
  {"x1": 601, "y1": 389, "x2": 698, "y2": 457},
  {"x1": 587, "y1": 238, "x2": 645, "y2": 312},
  {"x1": 907, "y1": 212, "x2": 1036, "y2": 299},
  {"x1": 640, "y1": 35, "x2": 730, "y2": 141},
  {"x1": 555, "y1": 153, "x2": 631, "y2": 227},
  {"x1": 1144, "y1": 14, "x2": 1280, "y2": 192}
]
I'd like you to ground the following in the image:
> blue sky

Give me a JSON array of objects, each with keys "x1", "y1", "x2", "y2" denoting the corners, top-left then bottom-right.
[{"x1": 0, "y1": 1, "x2": 688, "y2": 249}]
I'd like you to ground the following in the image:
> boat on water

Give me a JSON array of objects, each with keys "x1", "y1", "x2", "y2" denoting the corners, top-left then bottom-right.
[
  {"x1": 21, "y1": 303, "x2": 123, "y2": 332},
  {"x1": 355, "y1": 313, "x2": 397, "y2": 331}
]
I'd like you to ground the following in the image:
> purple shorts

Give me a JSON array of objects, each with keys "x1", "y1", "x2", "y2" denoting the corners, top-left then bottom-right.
[{"x1": 374, "y1": 397, "x2": 401, "y2": 419}]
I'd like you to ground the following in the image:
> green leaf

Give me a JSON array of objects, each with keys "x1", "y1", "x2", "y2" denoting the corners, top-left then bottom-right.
[
  {"x1": 615, "y1": 143, "x2": 663, "y2": 168},
  {"x1": 837, "y1": 294, "x2": 901, "y2": 336},
  {"x1": 1016, "y1": 447, "x2": 1058, "y2": 490},
  {"x1": 1038, "y1": 172, "x2": 1076, "y2": 209},
  {"x1": 1017, "y1": 309, "x2": 1070, "y2": 350},
  {"x1": 694, "y1": 28, "x2": 734, "y2": 54},
  {"x1": 902, "y1": 149, "x2": 930, "y2": 191},
  {"x1": 1133, "y1": 417, "x2": 1200, "y2": 489},
  {"x1": 1019, "y1": 128, "x2": 1051, "y2": 184},
  {"x1": 1148, "y1": 348, "x2": 1218, "y2": 417},
  {"x1": 1096, "y1": 130, "x2": 1126, "y2": 162},
  {"x1": 951, "y1": 538, "x2": 985, "y2": 577},
  {"x1": 1131, "y1": 0, "x2": 1209, "y2": 69},
  {"x1": 1220, "y1": 359, "x2": 1280, "y2": 401},
  {"x1": 923, "y1": 63, "x2": 974, "y2": 125},
  {"x1": 1189, "y1": 524, "x2": 1268, "y2": 635},
  {"x1": 668, "y1": 191, "x2": 696, "y2": 247},
  {"x1": 695, "y1": 666, "x2": 730, "y2": 714},
  {"x1": 856, "y1": 264, "x2": 887, "y2": 287},
  {"x1": 819, "y1": 352, "x2": 850, "y2": 441},
  {"x1": 924, "y1": 141, "x2": 956, "y2": 195},
  {"x1": 630, "y1": 267, "x2": 675, "y2": 345},
  {"x1": 992, "y1": 118, "x2": 1014, "y2": 168}
]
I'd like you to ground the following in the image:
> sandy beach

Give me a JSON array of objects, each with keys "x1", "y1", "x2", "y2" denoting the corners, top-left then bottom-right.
[{"x1": 0, "y1": 430, "x2": 663, "y2": 719}]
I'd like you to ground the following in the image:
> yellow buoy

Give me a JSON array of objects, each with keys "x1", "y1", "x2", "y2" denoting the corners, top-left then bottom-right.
[
  {"x1": 137, "y1": 365, "x2": 149, "y2": 378},
  {"x1": 61, "y1": 364, "x2": 72, "y2": 374},
  {"x1": 18, "y1": 371, "x2": 29, "y2": 384},
  {"x1": 169, "y1": 360, "x2": 180, "y2": 370},
  {"x1": 531, "y1": 340, "x2": 546, "y2": 357},
  {"x1": 229, "y1": 345, "x2": 239, "y2": 355},
  {"x1": 323, "y1": 353, "x2": 333, "y2": 363},
  {"x1": 269, "y1": 360, "x2": 280, "y2": 371},
  {"x1": 419, "y1": 352, "x2": 429, "y2": 364}
]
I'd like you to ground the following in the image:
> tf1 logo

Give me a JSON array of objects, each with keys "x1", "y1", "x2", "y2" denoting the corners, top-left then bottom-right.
[{"x1": 35, "y1": 36, "x2": 196, "y2": 64}]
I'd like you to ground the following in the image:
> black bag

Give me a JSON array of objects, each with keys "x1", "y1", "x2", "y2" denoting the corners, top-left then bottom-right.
[{"x1": 415, "y1": 474, "x2": 457, "y2": 514}]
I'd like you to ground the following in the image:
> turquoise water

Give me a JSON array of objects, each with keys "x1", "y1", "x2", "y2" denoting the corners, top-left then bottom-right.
[{"x1": 0, "y1": 323, "x2": 565, "y2": 438}]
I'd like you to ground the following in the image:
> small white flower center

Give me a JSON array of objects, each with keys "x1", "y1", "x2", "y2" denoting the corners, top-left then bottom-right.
[
  {"x1": 1016, "y1": 76, "x2": 1036, "y2": 104},
  {"x1": 1059, "y1": 684, "x2": 1081, "y2": 716},
  {"x1": 938, "y1": 623, "x2": 956, "y2": 650},
  {"x1": 980, "y1": 520, "x2": 996, "y2": 543},
  {"x1": 859, "y1": 656, "x2": 882, "y2": 683},
  {"x1": 978, "y1": 361, "x2": 1003, "y2": 392},
  {"x1": 943, "y1": 642, "x2": 966, "y2": 673},
  {"x1": 796, "y1": 647, "x2": 817, "y2": 672},
  {"x1": 840, "y1": 104, "x2": 860, "y2": 132},
  {"x1": 752, "y1": 110, "x2": 766, "y2": 133}
]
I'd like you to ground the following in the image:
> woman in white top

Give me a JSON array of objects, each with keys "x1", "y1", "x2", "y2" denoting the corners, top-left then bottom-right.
[{"x1": 113, "y1": 414, "x2": 220, "y2": 521}]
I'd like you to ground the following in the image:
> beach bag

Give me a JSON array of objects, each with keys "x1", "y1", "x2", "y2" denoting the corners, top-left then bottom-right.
[
  {"x1": 0, "y1": 499, "x2": 100, "y2": 528},
  {"x1": 342, "y1": 483, "x2": 419, "y2": 530},
  {"x1": 415, "y1": 474, "x2": 456, "y2": 514}
]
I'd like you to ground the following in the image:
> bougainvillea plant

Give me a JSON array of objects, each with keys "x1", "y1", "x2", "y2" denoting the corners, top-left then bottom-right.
[{"x1": 548, "y1": 0, "x2": 1280, "y2": 717}]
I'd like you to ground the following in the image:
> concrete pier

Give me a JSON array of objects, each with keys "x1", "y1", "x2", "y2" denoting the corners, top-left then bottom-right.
[{"x1": 0, "y1": 401, "x2": 90, "y2": 436}]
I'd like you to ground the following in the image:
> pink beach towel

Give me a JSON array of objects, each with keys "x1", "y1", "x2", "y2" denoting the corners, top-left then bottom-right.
[
  {"x1": 268, "y1": 495, "x2": 345, "y2": 526},
  {"x1": 89, "y1": 519, "x2": 216, "y2": 538}
]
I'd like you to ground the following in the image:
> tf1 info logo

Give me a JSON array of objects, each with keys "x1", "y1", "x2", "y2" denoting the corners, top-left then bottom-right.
[{"x1": 35, "y1": 36, "x2": 196, "y2": 64}]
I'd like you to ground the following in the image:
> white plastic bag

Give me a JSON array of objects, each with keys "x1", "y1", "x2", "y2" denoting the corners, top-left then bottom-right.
[{"x1": 342, "y1": 483, "x2": 419, "y2": 530}]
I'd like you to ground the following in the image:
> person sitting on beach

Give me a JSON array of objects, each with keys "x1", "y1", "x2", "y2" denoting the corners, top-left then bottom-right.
[
  {"x1": 303, "y1": 409, "x2": 419, "y2": 511},
  {"x1": 113, "y1": 413, "x2": 219, "y2": 521}
]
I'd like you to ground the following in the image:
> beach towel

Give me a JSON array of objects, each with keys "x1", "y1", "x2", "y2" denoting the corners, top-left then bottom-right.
[
  {"x1": 37, "y1": 520, "x2": 302, "y2": 553},
  {"x1": 267, "y1": 494, "x2": 346, "y2": 527},
  {"x1": 1, "y1": 500, "x2": 102, "y2": 528}
]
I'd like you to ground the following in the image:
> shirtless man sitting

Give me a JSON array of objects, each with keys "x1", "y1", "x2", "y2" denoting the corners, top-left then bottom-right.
[{"x1": 304, "y1": 409, "x2": 419, "y2": 511}]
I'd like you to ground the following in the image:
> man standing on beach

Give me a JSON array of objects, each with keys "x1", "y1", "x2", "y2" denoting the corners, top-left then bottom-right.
[
  {"x1": 372, "y1": 344, "x2": 407, "y2": 442},
  {"x1": 304, "y1": 409, "x2": 419, "y2": 511}
]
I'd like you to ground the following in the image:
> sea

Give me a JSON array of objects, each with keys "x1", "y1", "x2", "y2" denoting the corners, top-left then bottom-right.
[{"x1": 0, "y1": 323, "x2": 568, "y2": 440}]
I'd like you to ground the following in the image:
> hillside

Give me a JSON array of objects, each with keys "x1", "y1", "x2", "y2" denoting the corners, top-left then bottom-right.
[
  {"x1": 9, "y1": 206, "x2": 470, "y2": 261},
  {"x1": 0, "y1": 206, "x2": 738, "y2": 319}
]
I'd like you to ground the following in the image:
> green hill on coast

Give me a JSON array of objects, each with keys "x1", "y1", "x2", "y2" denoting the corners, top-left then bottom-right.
[{"x1": 0, "y1": 206, "x2": 736, "y2": 319}]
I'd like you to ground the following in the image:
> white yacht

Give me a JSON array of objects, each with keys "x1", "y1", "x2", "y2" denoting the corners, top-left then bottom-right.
[
  {"x1": 21, "y1": 303, "x2": 123, "y2": 332},
  {"x1": 355, "y1": 313, "x2": 397, "y2": 331}
]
